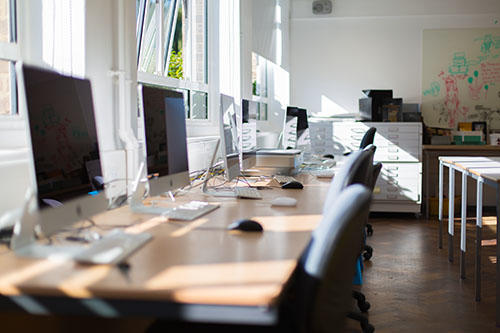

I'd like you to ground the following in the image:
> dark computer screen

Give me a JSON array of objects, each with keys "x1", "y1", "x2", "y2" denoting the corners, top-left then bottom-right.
[
  {"x1": 23, "y1": 65, "x2": 102, "y2": 205},
  {"x1": 142, "y1": 85, "x2": 189, "y2": 177},
  {"x1": 242, "y1": 99, "x2": 257, "y2": 123},
  {"x1": 286, "y1": 106, "x2": 309, "y2": 136}
]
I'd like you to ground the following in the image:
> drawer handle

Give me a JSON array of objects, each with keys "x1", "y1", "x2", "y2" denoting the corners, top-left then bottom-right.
[
  {"x1": 388, "y1": 148, "x2": 399, "y2": 153},
  {"x1": 387, "y1": 194, "x2": 398, "y2": 199},
  {"x1": 388, "y1": 128, "x2": 399, "y2": 132},
  {"x1": 387, "y1": 187, "x2": 398, "y2": 192},
  {"x1": 351, "y1": 135, "x2": 362, "y2": 140},
  {"x1": 388, "y1": 155, "x2": 399, "y2": 160},
  {"x1": 351, "y1": 128, "x2": 365, "y2": 133},
  {"x1": 388, "y1": 134, "x2": 400, "y2": 139},
  {"x1": 386, "y1": 166, "x2": 399, "y2": 170}
]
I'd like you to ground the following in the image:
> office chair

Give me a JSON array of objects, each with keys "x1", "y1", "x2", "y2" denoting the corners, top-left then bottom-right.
[
  {"x1": 365, "y1": 161, "x2": 382, "y2": 237},
  {"x1": 359, "y1": 127, "x2": 377, "y2": 149},
  {"x1": 146, "y1": 185, "x2": 373, "y2": 333},
  {"x1": 343, "y1": 127, "x2": 377, "y2": 156},
  {"x1": 321, "y1": 146, "x2": 376, "y2": 319}
]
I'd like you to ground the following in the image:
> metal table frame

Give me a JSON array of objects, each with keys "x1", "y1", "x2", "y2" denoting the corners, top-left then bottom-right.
[{"x1": 438, "y1": 158, "x2": 499, "y2": 326}]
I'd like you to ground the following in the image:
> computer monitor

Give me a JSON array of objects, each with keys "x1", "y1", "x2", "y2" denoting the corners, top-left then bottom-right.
[
  {"x1": 219, "y1": 94, "x2": 241, "y2": 180},
  {"x1": 138, "y1": 84, "x2": 190, "y2": 196},
  {"x1": 19, "y1": 63, "x2": 108, "y2": 237},
  {"x1": 242, "y1": 99, "x2": 257, "y2": 123},
  {"x1": 241, "y1": 99, "x2": 258, "y2": 154},
  {"x1": 284, "y1": 106, "x2": 310, "y2": 149}
]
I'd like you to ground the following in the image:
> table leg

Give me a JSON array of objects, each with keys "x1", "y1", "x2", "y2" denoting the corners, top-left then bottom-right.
[
  {"x1": 460, "y1": 172, "x2": 467, "y2": 279},
  {"x1": 496, "y1": 186, "x2": 500, "y2": 327},
  {"x1": 425, "y1": 151, "x2": 430, "y2": 220},
  {"x1": 449, "y1": 167, "x2": 455, "y2": 263},
  {"x1": 475, "y1": 179, "x2": 483, "y2": 302},
  {"x1": 438, "y1": 161, "x2": 444, "y2": 249}
]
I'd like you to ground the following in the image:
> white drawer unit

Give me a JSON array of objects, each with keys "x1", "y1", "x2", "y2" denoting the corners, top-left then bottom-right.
[{"x1": 332, "y1": 121, "x2": 422, "y2": 213}]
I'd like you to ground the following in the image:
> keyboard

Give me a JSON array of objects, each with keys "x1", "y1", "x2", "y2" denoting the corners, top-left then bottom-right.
[
  {"x1": 310, "y1": 168, "x2": 336, "y2": 178},
  {"x1": 74, "y1": 229, "x2": 152, "y2": 265},
  {"x1": 273, "y1": 175, "x2": 298, "y2": 184},
  {"x1": 234, "y1": 187, "x2": 262, "y2": 199},
  {"x1": 163, "y1": 201, "x2": 220, "y2": 221}
]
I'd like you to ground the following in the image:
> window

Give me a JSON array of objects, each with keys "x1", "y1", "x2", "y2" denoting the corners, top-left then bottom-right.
[
  {"x1": 136, "y1": 0, "x2": 208, "y2": 120},
  {"x1": 0, "y1": 0, "x2": 17, "y2": 116},
  {"x1": 251, "y1": 52, "x2": 269, "y2": 121}
]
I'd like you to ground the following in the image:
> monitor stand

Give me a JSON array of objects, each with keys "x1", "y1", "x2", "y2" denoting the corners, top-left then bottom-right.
[
  {"x1": 129, "y1": 163, "x2": 176, "y2": 216},
  {"x1": 10, "y1": 189, "x2": 84, "y2": 260},
  {"x1": 201, "y1": 139, "x2": 238, "y2": 198}
]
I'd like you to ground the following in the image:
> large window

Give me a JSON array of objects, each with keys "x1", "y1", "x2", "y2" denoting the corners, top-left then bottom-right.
[
  {"x1": 0, "y1": 0, "x2": 17, "y2": 115},
  {"x1": 136, "y1": 0, "x2": 208, "y2": 120},
  {"x1": 251, "y1": 52, "x2": 269, "y2": 121}
]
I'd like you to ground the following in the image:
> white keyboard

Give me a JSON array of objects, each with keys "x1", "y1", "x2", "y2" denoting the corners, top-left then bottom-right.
[
  {"x1": 234, "y1": 187, "x2": 262, "y2": 199},
  {"x1": 273, "y1": 175, "x2": 298, "y2": 184},
  {"x1": 164, "y1": 201, "x2": 220, "y2": 221},
  {"x1": 310, "y1": 168, "x2": 336, "y2": 178},
  {"x1": 74, "y1": 229, "x2": 152, "y2": 265}
]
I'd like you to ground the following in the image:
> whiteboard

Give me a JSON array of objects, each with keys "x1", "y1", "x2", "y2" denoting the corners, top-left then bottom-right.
[{"x1": 422, "y1": 28, "x2": 500, "y2": 129}]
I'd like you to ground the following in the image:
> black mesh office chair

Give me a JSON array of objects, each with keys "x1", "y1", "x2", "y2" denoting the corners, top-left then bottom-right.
[{"x1": 146, "y1": 185, "x2": 373, "y2": 333}]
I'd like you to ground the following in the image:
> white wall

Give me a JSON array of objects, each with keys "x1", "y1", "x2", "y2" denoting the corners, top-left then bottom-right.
[{"x1": 290, "y1": 0, "x2": 500, "y2": 116}]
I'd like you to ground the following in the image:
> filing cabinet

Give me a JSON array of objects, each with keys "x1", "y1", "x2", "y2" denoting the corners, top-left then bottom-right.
[{"x1": 332, "y1": 121, "x2": 422, "y2": 213}]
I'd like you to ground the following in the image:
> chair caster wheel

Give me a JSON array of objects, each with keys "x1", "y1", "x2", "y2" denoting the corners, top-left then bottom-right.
[
  {"x1": 358, "y1": 300, "x2": 371, "y2": 313},
  {"x1": 362, "y1": 323, "x2": 375, "y2": 333},
  {"x1": 366, "y1": 224, "x2": 373, "y2": 236},
  {"x1": 363, "y1": 246, "x2": 373, "y2": 261}
]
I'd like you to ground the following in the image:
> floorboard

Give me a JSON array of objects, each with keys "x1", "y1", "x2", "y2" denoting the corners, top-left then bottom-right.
[{"x1": 345, "y1": 214, "x2": 500, "y2": 332}]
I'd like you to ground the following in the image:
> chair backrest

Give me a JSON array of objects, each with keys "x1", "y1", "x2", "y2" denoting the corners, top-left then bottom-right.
[
  {"x1": 322, "y1": 146, "x2": 375, "y2": 212},
  {"x1": 281, "y1": 184, "x2": 372, "y2": 333},
  {"x1": 359, "y1": 127, "x2": 376, "y2": 149},
  {"x1": 370, "y1": 162, "x2": 382, "y2": 191}
]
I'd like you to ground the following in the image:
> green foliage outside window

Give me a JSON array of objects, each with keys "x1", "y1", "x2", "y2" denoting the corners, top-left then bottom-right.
[{"x1": 168, "y1": 50, "x2": 183, "y2": 79}]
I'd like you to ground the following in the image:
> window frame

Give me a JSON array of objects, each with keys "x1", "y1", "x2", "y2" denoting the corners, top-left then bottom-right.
[
  {"x1": 136, "y1": 0, "x2": 211, "y2": 128},
  {"x1": 0, "y1": 0, "x2": 20, "y2": 118},
  {"x1": 251, "y1": 53, "x2": 270, "y2": 122}
]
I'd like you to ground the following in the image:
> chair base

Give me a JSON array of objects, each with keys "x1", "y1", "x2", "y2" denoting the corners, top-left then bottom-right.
[{"x1": 347, "y1": 311, "x2": 375, "y2": 333}]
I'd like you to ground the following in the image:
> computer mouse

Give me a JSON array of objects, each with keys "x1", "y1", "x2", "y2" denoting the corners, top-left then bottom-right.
[
  {"x1": 281, "y1": 180, "x2": 304, "y2": 189},
  {"x1": 271, "y1": 197, "x2": 297, "y2": 207},
  {"x1": 322, "y1": 154, "x2": 335, "y2": 159},
  {"x1": 227, "y1": 219, "x2": 263, "y2": 232}
]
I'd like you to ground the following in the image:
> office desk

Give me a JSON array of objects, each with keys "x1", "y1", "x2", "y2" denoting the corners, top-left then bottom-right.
[
  {"x1": 0, "y1": 175, "x2": 329, "y2": 325},
  {"x1": 423, "y1": 145, "x2": 500, "y2": 219},
  {"x1": 438, "y1": 156, "x2": 500, "y2": 326}
]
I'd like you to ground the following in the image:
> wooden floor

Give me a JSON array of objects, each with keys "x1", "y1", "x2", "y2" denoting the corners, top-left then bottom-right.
[{"x1": 345, "y1": 214, "x2": 500, "y2": 333}]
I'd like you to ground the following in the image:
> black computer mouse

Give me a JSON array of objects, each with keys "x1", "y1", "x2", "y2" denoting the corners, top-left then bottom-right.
[
  {"x1": 227, "y1": 219, "x2": 264, "y2": 232},
  {"x1": 322, "y1": 154, "x2": 335, "y2": 159},
  {"x1": 281, "y1": 180, "x2": 304, "y2": 189}
]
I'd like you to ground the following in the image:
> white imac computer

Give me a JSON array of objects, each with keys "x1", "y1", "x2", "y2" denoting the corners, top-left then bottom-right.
[
  {"x1": 11, "y1": 63, "x2": 152, "y2": 263},
  {"x1": 20, "y1": 64, "x2": 109, "y2": 238},
  {"x1": 202, "y1": 94, "x2": 261, "y2": 199},
  {"x1": 132, "y1": 84, "x2": 219, "y2": 219},
  {"x1": 140, "y1": 84, "x2": 190, "y2": 195},
  {"x1": 220, "y1": 94, "x2": 241, "y2": 181},
  {"x1": 283, "y1": 106, "x2": 310, "y2": 149}
]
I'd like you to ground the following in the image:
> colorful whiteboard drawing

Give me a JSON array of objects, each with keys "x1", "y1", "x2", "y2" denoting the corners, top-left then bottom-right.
[
  {"x1": 449, "y1": 52, "x2": 469, "y2": 75},
  {"x1": 438, "y1": 71, "x2": 469, "y2": 128},
  {"x1": 422, "y1": 28, "x2": 500, "y2": 129},
  {"x1": 423, "y1": 81, "x2": 441, "y2": 97}
]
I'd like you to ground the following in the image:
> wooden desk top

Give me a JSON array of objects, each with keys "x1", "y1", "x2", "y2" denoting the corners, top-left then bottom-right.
[
  {"x1": 424, "y1": 145, "x2": 500, "y2": 151},
  {"x1": 0, "y1": 175, "x2": 330, "y2": 308},
  {"x1": 439, "y1": 156, "x2": 500, "y2": 183}
]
